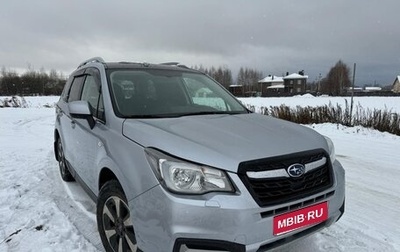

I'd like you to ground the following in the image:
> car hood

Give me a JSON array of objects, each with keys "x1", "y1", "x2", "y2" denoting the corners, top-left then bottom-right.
[{"x1": 122, "y1": 113, "x2": 328, "y2": 173}]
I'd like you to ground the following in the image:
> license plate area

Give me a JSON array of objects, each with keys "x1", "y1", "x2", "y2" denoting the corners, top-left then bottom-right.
[{"x1": 273, "y1": 202, "x2": 328, "y2": 236}]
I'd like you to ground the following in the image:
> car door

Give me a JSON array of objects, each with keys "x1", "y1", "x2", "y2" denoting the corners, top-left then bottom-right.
[
  {"x1": 70, "y1": 67, "x2": 106, "y2": 195},
  {"x1": 58, "y1": 73, "x2": 86, "y2": 168}
]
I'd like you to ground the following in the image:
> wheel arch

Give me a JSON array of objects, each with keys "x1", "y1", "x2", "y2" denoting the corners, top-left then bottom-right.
[
  {"x1": 98, "y1": 167, "x2": 123, "y2": 193},
  {"x1": 54, "y1": 129, "x2": 60, "y2": 161}
]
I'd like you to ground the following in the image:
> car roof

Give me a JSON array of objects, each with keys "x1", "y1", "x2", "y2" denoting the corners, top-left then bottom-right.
[
  {"x1": 73, "y1": 57, "x2": 202, "y2": 76},
  {"x1": 103, "y1": 62, "x2": 198, "y2": 73}
]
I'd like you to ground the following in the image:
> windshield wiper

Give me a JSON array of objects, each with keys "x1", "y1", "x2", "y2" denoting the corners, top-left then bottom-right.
[
  {"x1": 177, "y1": 111, "x2": 246, "y2": 117},
  {"x1": 125, "y1": 111, "x2": 247, "y2": 119},
  {"x1": 125, "y1": 115, "x2": 166, "y2": 119}
]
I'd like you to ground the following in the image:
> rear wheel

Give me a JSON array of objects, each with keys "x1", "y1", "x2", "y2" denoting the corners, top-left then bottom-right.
[
  {"x1": 97, "y1": 180, "x2": 138, "y2": 252},
  {"x1": 57, "y1": 137, "x2": 74, "y2": 182}
]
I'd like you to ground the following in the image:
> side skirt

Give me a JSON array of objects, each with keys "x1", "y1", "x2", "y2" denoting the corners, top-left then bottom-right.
[{"x1": 66, "y1": 160, "x2": 98, "y2": 202}]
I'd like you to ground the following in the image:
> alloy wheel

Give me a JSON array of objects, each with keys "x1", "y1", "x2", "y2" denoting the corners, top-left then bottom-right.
[{"x1": 102, "y1": 196, "x2": 137, "y2": 252}]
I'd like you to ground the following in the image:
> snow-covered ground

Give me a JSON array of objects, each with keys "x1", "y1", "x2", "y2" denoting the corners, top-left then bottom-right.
[
  {"x1": 239, "y1": 96, "x2": 400, "y2": 114},
  {"x1": 0, "y1": 96, "x2": 59, "y2": 108},
  {"x1": 1, "y1": 96, "x2": 399, "y2": 251}
]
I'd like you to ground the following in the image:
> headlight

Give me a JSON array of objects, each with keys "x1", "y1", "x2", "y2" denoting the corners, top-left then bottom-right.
[
  {"x1": 324, "y1": 136, "x2": 336, "y2": 163},
  {"x1": 145, "y1": 148, "x2": 234, "y2": 194}
]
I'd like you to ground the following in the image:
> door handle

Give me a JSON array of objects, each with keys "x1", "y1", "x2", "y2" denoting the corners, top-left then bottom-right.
[{"x1": 71, "y1": 120, "x2": 76, "y2": 129}]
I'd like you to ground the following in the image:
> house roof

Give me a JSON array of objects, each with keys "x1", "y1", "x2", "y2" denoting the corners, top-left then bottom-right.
[
  {"x1": 365, "y1": 87, "x2": 382, "y2": 91},
  {"x1": 283, "y1": 73, "x2": 309, "y2": 79},
  {"x1": 258, "y1": 76, "x2": 284, "y2": 83},
  {"x1": 267, "y1": 84, "x2": 285, "y2": 89}
]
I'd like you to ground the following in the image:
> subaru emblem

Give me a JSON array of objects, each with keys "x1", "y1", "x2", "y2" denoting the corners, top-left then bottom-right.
[{"x1": 287, "y1": 164, "x2": 305, "y2": 178}]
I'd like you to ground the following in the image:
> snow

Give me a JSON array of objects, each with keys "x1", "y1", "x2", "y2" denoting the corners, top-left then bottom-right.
[
  {"x1": 0, "y1": 96, "x2": 59, "y2": 108},
  {"x1": 364, "y1": 87, "x2": 382, "y2": 91},
  {"x1": 267, "y1": 84, "x2": 285, "y2": 89},
  {"x1": 258, "y1": 76, "x2": 284, "y2": 83},
  {"x1": 1, "y1": 96, "x2": 400, "y2": 251},
  {"x1": 0, "y1": 107, "x2": 100, "y2": 252},
  {"x1": 283, "y1": 73, "x2": 308, "y2": 79},
  {"x1": 239, "y1": 96, "x2": 400, "y2": 114}
]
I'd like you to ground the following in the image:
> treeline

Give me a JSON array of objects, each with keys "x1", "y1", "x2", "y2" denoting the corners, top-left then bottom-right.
[
  {"x1": 194, "y1": 63, "x2": 359, "y2": 96},
  {"x1": 193, "y1": 65, "x2": 233, "y2": 88},
  {"x1": 0, "y1": 67, "x2": 66, "y2": 96},
  {"x1": 237, "y1": 67, "x2": 263, "y2": 87},
  {"x1": 1, "y1": 60, "x2": 390, "y2": 97},
  {"x1": 0, "y1": 60, "x2": 361, "y2": 97},
  {"x1": 192, "y1": 65, "x2": 263, "y2": 91},
  {"x1": 0, "y1": 64, "x2": 265, "y2": 96}
]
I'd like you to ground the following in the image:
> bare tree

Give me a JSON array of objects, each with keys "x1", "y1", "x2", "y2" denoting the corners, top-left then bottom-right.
[
  {"x1": 193, "y1": 65, "x2": 233, "y2": 88},
  {"x1": 237, "y1": 67, "x2": 263, "y2": 94},
  {"x1": 322, "y1": 60, "x2": 351, "y2": 96}
]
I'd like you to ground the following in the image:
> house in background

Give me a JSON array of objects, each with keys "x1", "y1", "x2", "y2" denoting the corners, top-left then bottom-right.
[
  {"x1": 393, "y1": 76, "x2": 400, "y2": 93},
  {"x1": 258, "y1": 75, "x2": 284, "y2": 96},
  {"x1": 364, "y1": 86, "x2": 382, "y2": 92},
  {"x1": 228, "y1": 84, "x2": 244, "y2": 97},
  {"x1": 283, "y1": 71, "x2": 308, "y2": 94},
  {"x1": 258, "y1": 71, "x2": 308, "y2": 96}
]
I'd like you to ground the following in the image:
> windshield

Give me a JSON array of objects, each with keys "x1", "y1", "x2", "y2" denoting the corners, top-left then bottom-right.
[{"x1": 108, "y1": 69, "x2": 248, "y2": 118}]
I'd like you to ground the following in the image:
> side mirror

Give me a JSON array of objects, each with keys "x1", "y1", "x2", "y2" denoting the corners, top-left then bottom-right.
[{"x1": 69, "y1": 101, "x2": 96, "y2": 129}]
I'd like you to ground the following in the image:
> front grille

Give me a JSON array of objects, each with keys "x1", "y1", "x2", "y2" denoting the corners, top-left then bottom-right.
[{"x1": 238, "y1": 149, "x2": 333, "y2": 207}]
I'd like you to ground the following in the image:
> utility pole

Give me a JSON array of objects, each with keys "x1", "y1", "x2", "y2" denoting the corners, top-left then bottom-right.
[
  {"x1": 318, "y1": 73, "x2": 321, "y2": 94},
  {"x1": 350, "y1": 63, "x2": 356, "y2": 126}
]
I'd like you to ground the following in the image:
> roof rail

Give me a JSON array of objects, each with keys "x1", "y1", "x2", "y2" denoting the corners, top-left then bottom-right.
[
  {"x1": 159, "y1": 62, "x2": 190, "y2": 69},
  {"x1": 160, "y1": 62, "x2": 180, "y2": 66},
  {"x1": 77, "y1": 57, "x2": 105, "y2": 69}
]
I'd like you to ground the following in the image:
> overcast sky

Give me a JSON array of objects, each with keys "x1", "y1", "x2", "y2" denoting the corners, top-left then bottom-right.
[{"x1": 1, "y1": 0, "x2": 399, "y2": 86}]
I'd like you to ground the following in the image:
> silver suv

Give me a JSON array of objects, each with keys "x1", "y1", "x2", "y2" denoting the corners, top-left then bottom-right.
[{"x1": 54, "y1": 57, "x2": 345, "y2": 252}]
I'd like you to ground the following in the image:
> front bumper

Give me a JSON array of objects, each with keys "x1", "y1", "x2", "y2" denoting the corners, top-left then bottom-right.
[{"x1": 129, "y1": 160, "x2": 345, "y2": 252}]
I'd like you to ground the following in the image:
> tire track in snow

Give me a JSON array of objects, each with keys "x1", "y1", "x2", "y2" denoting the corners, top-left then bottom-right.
[
  {"x1": 1, "y1": 109, "x2": 102, "y2": 251},
  {"x1": 45, "y1": 151, "x2": 105, "y2": 251},
  {"x1": 16, "y1": 110, "x2": 104, "y2": 250}
]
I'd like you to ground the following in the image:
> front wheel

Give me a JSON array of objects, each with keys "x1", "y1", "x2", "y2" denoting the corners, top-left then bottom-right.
[{"x1": 97, "y1": 180, "x2": 138, "y2": 252}]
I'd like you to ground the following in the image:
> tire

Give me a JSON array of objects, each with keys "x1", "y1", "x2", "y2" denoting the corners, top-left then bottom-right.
[
  {"x1": 97, "y1": 180, "x2": 138, "y2": 252},
  {"x1": 57, "y1": 137, "x2": 74, "y2": 182}
]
